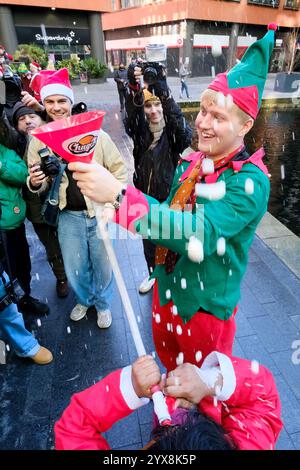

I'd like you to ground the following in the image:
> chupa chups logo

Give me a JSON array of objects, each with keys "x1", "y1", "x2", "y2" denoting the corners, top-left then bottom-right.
[{"x1": 67, "y1": 134, "x2": 97, "y2": 155}]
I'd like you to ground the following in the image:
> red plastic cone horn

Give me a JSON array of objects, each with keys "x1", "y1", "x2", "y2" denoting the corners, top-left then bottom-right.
[{"x1": 31, "y1": 110, "x2": 106, "y2": 163}]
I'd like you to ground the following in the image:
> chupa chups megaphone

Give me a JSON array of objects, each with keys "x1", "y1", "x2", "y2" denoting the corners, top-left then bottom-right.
[{"x1": 31, "y1": 110, "x2": 106, "y2": 163}]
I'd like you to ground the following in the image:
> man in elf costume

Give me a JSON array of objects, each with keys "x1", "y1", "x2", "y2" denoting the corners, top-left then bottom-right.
[{"x1": 69, "y1": 25, "x2": 276, "y2": 371}]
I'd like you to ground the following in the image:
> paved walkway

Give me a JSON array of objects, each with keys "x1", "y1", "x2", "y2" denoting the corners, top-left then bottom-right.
[{"x1": 0, "y1": 84, "x2": 300, "y2": 450}]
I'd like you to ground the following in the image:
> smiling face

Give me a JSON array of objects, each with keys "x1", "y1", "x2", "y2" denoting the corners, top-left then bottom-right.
[
  {"x1": 195, "y1": 89, "x2": 253, "y2": 161},
  {"x1": 144, "y1": 100, "x2": 163, "y2": 124},
  {"x1": 43, "y1": 95, "x2": 72, "y2": 121},
  {"x1": 17, "y1": 113, "x2": 42, "y2": 135}
]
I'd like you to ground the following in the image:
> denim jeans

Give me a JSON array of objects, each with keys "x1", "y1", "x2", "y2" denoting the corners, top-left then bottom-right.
[
  {"x1": 0, "y1": 273, "x2": 40, "y2": 357},
  {"x1": 58, "y1": 210, "x2": 113, "y2": 311},
  {"x1": 180, "y1": 80, "x2": 190, "y2": 98}
]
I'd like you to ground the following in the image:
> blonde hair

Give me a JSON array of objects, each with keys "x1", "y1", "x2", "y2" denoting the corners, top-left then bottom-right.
[{"x1": 200, "y1": 89, "x2": 252, "y2": 125}]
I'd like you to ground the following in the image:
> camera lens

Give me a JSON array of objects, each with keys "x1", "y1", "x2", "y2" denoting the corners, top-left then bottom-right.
[{"x1": 143, "y1": 66, "x2": 157, "y2": 85}]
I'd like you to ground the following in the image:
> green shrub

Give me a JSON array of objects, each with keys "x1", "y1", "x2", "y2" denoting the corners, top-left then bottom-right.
[
  {"x1": 13, "y1": 44, "x2": 48, "y2": 69},
  {"x1": 82, "y1": 58, "x2": 107, "y2": 78},
  {"x1": 56, "y1": 57, "x2": 82, "y2": 80}
]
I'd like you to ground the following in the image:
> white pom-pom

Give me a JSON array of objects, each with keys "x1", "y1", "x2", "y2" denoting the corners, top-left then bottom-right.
[
  {"x1": 202, "y1": 158, "x2": 214, "y2": 175},
  {"x1": 245, "y1": 178, "x2": 254, "y2": 195},
  {"x1": 195, "y1": 181, "x2": 226, "y2": 200},
  {"x1": 217, "y1": 237, "x2": 226, "y2": 256},
  {"x1": 176, "y1": 352, "x2": 184, "y2": 365},
  {"x1": 187, "y1": 236, "x2": 204, "y2": 263}
]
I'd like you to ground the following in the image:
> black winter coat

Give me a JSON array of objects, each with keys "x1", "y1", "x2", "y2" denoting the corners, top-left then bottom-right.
[{"x1": 124, "y1": 90, "x2": 192, "y2": 202}]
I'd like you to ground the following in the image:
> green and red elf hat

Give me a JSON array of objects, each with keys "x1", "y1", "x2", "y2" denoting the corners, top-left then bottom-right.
[{"x1": 208, "y1": 23, "x2": 277, "y2": 119}]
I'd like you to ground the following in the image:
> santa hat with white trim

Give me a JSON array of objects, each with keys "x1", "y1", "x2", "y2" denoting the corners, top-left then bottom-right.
[{"x1": 39, "y1": 68, "x2": 74, "y2": 104}]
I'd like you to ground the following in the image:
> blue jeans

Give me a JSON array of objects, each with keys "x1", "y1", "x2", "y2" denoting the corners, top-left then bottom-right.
[
  {"x1": 180, "y1": 80, "x2": 190, "y2": 98},
  {"x1": 0, "y1": 273, "x2": 40, "y2": 357},
  {"x1": 58, "y1": 210, "x2": 113, "y2": 311}
]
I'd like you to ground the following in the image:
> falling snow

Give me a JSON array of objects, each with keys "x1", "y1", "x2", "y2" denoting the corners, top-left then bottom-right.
[
  {"x1": 217, "y1": 237, "x2": 226, "y2": 256},
  {"x1": 176, "y1": 352, "x2": 184, "y2": 365},
  {"x1": 251, "y1": 360, "x2": 260, "y2": 374},
  {"x1": 245, "y1": 178, "x2": 254, "y2": 195},
  {"x1": 195, "y1": 351, "x2": 202, "y2": 362},
  {"x1": 155, "y1": 313, "x2": 161, "y2": 323},
  {"x1": 176, "y1": 325, "x2": 183, "y2": 335},
  {"x1": 187, "y1": 236, "x2": 204, "y2": 263},
  {"x1": 67, "y1": 327, "x2": 71, "y2": 334}
]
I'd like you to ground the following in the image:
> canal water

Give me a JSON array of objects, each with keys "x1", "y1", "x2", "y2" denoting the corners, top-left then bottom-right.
[{"x1": 185, "y1": 108, "x2": 300, "y2": 237}]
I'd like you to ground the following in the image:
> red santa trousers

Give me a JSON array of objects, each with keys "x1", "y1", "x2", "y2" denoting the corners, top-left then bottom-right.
[{"x1": 152, "y1": 284, "x2": 237, "y2": 372}]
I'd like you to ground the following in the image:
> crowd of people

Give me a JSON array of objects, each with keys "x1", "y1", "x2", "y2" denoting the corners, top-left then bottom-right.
[{"x1": 0, "y1": 24, "x2": 284, "y2": 451}]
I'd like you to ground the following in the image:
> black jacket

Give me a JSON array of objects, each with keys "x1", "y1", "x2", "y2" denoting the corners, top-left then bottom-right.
[{"x1": 124, "y1": 89, "x2": 192, "y2": 202}]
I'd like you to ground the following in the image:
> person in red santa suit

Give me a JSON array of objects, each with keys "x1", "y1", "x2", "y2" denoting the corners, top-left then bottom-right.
[{"x1": 55, "y1": 353, "x2": 282, "y2": 451}]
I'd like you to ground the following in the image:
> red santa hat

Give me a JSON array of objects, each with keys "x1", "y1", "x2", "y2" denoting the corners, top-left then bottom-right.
[
  {"x1": 39, "y1": 68, "x2": 74, "y2": 104},
  {"x1": 30, "y1": 61, "x2": 41, "y2": 71}
]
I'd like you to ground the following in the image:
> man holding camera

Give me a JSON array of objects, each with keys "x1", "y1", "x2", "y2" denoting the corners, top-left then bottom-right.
[
  {"x1": 27, "y1": 68, "x2": 127, "y2": 329},
  {"x1": 125, "y1": 59, "x2": 192, "y2": 294},
  {"x1": 0, "y1": 71, "x2": 69, "y2": 299}
]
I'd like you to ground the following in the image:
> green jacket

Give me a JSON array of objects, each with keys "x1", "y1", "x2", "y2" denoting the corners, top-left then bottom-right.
[
  {"x1": 0, "y1": 143, "x2": 28, "y2": 230},
  {"x1": 132, "y1": 152, "x2": 270, "y2": 322}
]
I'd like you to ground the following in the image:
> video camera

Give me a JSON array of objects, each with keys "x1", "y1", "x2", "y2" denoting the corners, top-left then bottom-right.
[{"x1": 38, "y1": 148, "x2": 61, "y2": 178}]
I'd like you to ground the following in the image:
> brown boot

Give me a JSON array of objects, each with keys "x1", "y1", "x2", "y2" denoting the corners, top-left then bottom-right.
[
  {"x1": 56, "y1": 279, "x2": 69, "y2": 298},
  {"x1": 31, "y1": 346, "x2": 53, "y2": 365}
]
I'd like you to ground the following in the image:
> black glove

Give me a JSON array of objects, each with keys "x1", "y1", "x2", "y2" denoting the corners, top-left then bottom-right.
[{"x1": 148, "y1": 75, "x2": 170, "y2": 99}]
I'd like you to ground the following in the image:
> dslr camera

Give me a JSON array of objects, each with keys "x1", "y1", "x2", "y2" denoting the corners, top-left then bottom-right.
[
  {"x1": 138, "y1": 61, "x2": 165, "y2": 86},
  {"x1": 38, "y1": 148, "x2": 61, "y2": 177}
]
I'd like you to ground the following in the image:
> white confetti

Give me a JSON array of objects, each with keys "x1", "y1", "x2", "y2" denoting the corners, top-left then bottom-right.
[
  {"x1": 195, "y1": 351, "x2": 202, "y2": 362},
  {"x1": 251, "y1": 360, "x2": 259, "y2": 374},
  {"x1": 245, "y1": 178, "x2": 254, "y2": 195},
  {"x1": 216, "y1": 92, "x2": 226, "y2": 108},
  {"x1": 36, "y1": 319, "x2": 41, "y2": 327},
  {"x1": 155, "y1": 313, "x2": 161, "y2": 324},
  {"x1": 6, "y1": 344, "x2": 10, "y2": 352},
  {"x1": 202, "y1": 158, "x2": 214, "y2": 175},
  {"x1": 200, "y1": 281, "x2": 204, "y2": 290},
  {"x1": 106, "y1": 385, "x2": 110, "y2": 392},
  {"x1": 229, "y1": 269, "x2": 233, "y2": 277},
  {"x1": 217, "y1": 237, "x2": 226, "y2": 256},
  {"x1": 151, "y1": 351, "x2": 156, "y2": 358},
  {"x1": 165, "y1": 289, "x2": 171, "y2": 299},
  {"x1": 67, "y1": 326, "x2": 71, "y2": 334},
  {"x1": 176, "y1": 325, "x2": 183, "y2": 335},
  {"x1": 280, "y1": 165, "x2": 285, "y2": 180},
  {"x1": 167, "y1": 323, "x2": 171, "y2": 331},
  {"x1": 176, "y1": 352, "x2": 184, "y2": 365},
  {"x1": 172, "y1": 305, "x2": 178, "y2": 316},
  {"x1": 187, "y1": 329, "x2": 191, "y2": 336},
  {"x1": 181, "y1": 278, "x2": 187, "y2": 289},
  {"x1": 195, "y1": 181, "x2": 226, "y2": 200},
  {"x1": 187, "y1": 236, "x2": 204, "y2": 264},
  {"x1": 137, "y1": 315, "x2": 141, "y2": 323},
  {"x1": 36, "y1": 273, "x2": 40, "y2": 281}
]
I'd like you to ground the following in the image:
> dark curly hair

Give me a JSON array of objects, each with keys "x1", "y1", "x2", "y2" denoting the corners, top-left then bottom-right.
[{"x1": 148, "y1": 408, "x2": 236, "y2": 451}]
